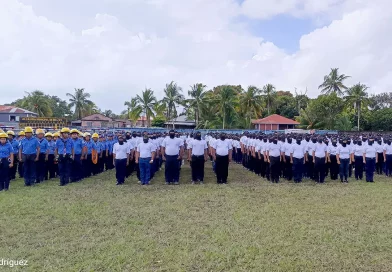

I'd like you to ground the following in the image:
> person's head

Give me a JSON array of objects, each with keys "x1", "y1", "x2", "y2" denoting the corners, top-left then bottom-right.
[
  {"x1": 220, "y1": 133, "x2": 226, "y2": 140},
  {"x1": 195, "y1": 131, "x2": 202, "y2": 140},
  {"x1": 169, "y1": 130, "x2": 175, "y2": 138},
  {"x1": 7, "y1": 131, "x2": 15, "y2": 141},
  {"x1": 332, "y1": 139, "x2": 337, "y2": 147},
  {"x1": 92, "y1": 133, "x2": 99, "y2": 142},
  {"x1": 318, "y1": 137, "x2": 323, "y2": 144},
  {"x1": 296, "y1": 137, "x2": 302, "y2": 145},
  {"x1": 368, "y1": 137, "x2": 374, "y2": 145},
  {"x1": 24, "y1": 127, "x2": 33, "y2": 138},
  {"x1": 45, "y1": 133, "x2": 53, "y2": 142},
  {"x1": 125, "y1": 132, "x2": 131, "y2": 140},
  {"x1": 143, "y1": 134, "x2": 149, "y2": 143},
  {"x1": 117, "y1": 135, "x2": 124, "y2": 145},
  {"x1": 0, "y1": 133, "x2": 7, "y2": 144},
  {"x1": 60, "y1": 128, "x2": 70, "y2": 139},
  {"x1": 84, "y1": 132, "x2": 91, "y2": 141},
  {"x1": 341, "y1": 139, "x2": 347, "y2": 147}
]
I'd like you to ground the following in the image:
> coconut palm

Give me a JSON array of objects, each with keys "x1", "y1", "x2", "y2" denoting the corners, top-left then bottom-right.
[
  {"x1": 161, "y1": 81, "x2": 184, "y2": 121},
  {"x1": 213, "y1": 86, "x2": 239, "y2": 129},
  {"x1": 124, "y1": 98, "x2": 142, "y2": 126},
  {"x1": 262, "y1": 84, "x2": 276, "y2": 115},
  {"x1": 21, "y1": 90, "x2": 52, "y2": 117},
  {"x1": 318, "y1": 68, "x2": 350, "y2": 96},
  {"x1": 66, "y1": 88, "x2": 94, "y2": 120},
  {"x1": 136, "y1": 88, "x2": 156, "y2": 127},
  {"x1": 240, "y1": 85, "x2": 263, "y2": 128},
  {"x1": 344, "y1": 83, "x2": 369, "y2": 131},
  {"x1": 187, "y1": 83, "x2": 207, "y2": 127}
]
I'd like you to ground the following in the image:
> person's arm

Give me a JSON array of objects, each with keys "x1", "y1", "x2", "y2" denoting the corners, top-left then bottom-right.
[
  {"x1": 135, "y1": 151, "x2": 140, "y2": 164},
  {"x1": 204, "y1": 148, "x2": 208, "y2": 161},
  {"x1": 113, "y1": 147, "x2": 116, "y2": 165},
  {"x1": 327, "y1": 152, "x2": 331, "y2": 163},
  {"x1": 363, "y1": 152, "x2": 366, "y2": 164},
  {"x1": 384, "y1": 148, "x2": 387, "y2": 162},
  {"x1": 35, "y1": 144, "x2": 40, "y2": 161},
  {"x1": 229, "y1": 149, "x2": 232, "y2": 162},
  {"x1": 45, "y1": 142, "x2": 49, "y2": 161},
  {"x1": 9, "y1": 152, "x2": 14, "y2": 167},
  {"x1": 188, "y1": 148, "x2": 192, "y2": 161},
  {"x1": 161, "y1": 146, "x2": 166, "y2": 160},
  {"x1": 179, "y1": 146, "x2": 184, "y2": 160},
  {"x1": 267, "y1": 150, "x2": 270, "y2": 163},
  {"x1": 126, "y1": 152, "x2": 130, "y2": 166},
  {"x1": 19, "y1": 145, "x2": 22, "y2": 162},
  {"x1": 312, "y1": 150, "x2": 315, "y2": 163},
  {"x1": 376, "y1": 152, "x2": 378, "y2": 164},
  {"x1": 290, "y1": 153, "x2": 293, "y2": 164},
  {"x1": 324, "y1": 151, "x2": 327, "y2": 163},
  {"x1": 336, "y1": 154, "x2": 340, "y2": 164}
]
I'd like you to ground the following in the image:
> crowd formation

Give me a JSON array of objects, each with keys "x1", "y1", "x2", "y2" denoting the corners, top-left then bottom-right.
[{"x1": 0, "y1": 127, "x2": 391, "y2": 191}]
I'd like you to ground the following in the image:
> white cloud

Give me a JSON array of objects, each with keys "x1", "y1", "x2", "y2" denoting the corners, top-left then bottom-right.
[{"x1": 0, "y1": 0, "x2": 392, "y2": 112}]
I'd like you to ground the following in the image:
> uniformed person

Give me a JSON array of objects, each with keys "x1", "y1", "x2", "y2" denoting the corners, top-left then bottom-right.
[
  {"x1": 45, "y1": 132, "x2": 56, "y2": 180},
  {"x1": 55, "y1": 127, "x2": 74, "y2": 186},
  {"x1": 161, "y1": 130, "x2": 184, "y2": 185},
  {"x1": 17, "y1": 131, "x2": 25, "y2": 178},
  {"x1": 70, "y1": 129, "x2": 83, "y2": 182},
  {"x1": 82, "y1": 132, "x2": 94, "y2": 178},
  {"x1": 0, "y1": 132, "x2": 14, "y2": 191},
  {"x1": 384, "y1": 138, "x2": 392, "y2": 176},
  {"x1": 290, "y1": 137, "x2": 306, "y2": 183},
  {"x1": 336, "y1": 139, "x2": 351, "y2": 183},
  {"x1": 313, "y1": 137, "x2": 328, "y2": 183},
  {"x1": 105, "y1": 134, "x2": 115, "y2": 170},
  {"x1": 352, "y1": 139, "x2": 364, "y2": 180},
  {"x1": 266, "y1": 137, "x2": 281, "y2": 183},
  {"x1": 211, "y1": 132, "x2": 232, "y2": 184},
  {"x1": 327, "y1": 138, "x2": 339, "y2": 180},
  {"x1": 98, "y1": 135, "x2": 106, "y2": 173},
  {"x1": 7, "y1": 130, "x2": 19, "y2": 180},
  {"x1": 19, "y1": 127, "x2": 40, "y2": 186},
  {"x1": 364, "y1": 137, "x2": 377, "y2": 183},
  {"x1": 135, "y1": 134, "x2": 156, "y2": 185},
  {"x1": 35, "y1": 129, "x2": 49, "y2": 183},
  {"x1": 375, "y1": 138, "x2": 384, "y2": 175},
  {"x1": 91, "y1": 133, "x2": 101, "y2": 175},
  {"x1": 188, "y1": 131, "x2": 208, "y2": 184},
  {"x1": 281, "y1": 137, "x2": 293, "y2": 181},
  {"x1": 113, "y1": 135, "x2": 129, "y2": 185}
]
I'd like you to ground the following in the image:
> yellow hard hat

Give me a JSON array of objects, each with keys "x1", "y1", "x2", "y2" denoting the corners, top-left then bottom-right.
[
  {"x1": 92, "y1": 133, "x2": 99, "y2": 138},
  {"x1": 70, "y1": 129, "x2": 78, "y2": 134},
  {"x1": 36, "y1": 129, "x2": 45, "y2": 135},
  {"x1": 0, "y1": 133, "x2": 7, "y2": 138},
  {"x1": 7, "y1": 130, "x2": 15, "y2": 136},
  {"x1": 84, "y1": 132, "x2": 91, "y2": 137},
  {"x1": 53, "y1": 132, "x2": 60, "y2": 137},
  {"x1": 61, "y1": 127, "x2": 70, "y2": 133},
  {"x1": 18, "y1": 131, "x2": 25, "y2": 136},
  {"x1": 45, "y1": 132, "x2": 53, "y2": 137},
  {"x1": 24, "y1": 127, "x2": 33, "y2": 133}
]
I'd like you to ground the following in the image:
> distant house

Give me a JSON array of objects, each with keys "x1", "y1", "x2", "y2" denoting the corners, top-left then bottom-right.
[
  {"x1": 165, "y1": 116, "x2": 196, "y2": 129},
  {"x1": 112, "y1": 119, "x2": 132, "y2": 128},
  {"x1": 80, "y1": 114, "x2": 112, "y2": 128},
  {"x1": 252, "y1": 114, "x2": 299, "y2": 131},
  {"x1": 0, "y1": 105, "x2": 38, "y2": 126},
  {"x1": 132, "y1": 116, "x2": 151, "y2": 127}
]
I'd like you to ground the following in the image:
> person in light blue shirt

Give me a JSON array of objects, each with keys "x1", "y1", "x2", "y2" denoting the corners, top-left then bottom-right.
[
  {"x1": 36, "y1": 129, "x2": 49, "y2": 183},
  {"x1": 105, "y1": 134, "x2": 115, "y2": 170},
  {"x1": 55, "y1": 128, "x2": 74, "y2": 186},
  {"x1": 70, "y1": 130, "x2": 84, "y2": 182},
  {"x1": 19, "y1": 127, "x2": 40, "y2": 187},
  {"x1": 46, "y1": 133, "x2": 57, "y2": 180},
  {"x1": 82, "y1": 133, "x2": 94, "y2": 178},
  {"x1": 99, "y1": 135, "x2": 106, "y2": 173},
  {"x1": 91, "y1": 133, "x2": 101, "y2": 175},
  {"x1": 7, "y1": 131, "x2": 19, "y2": 180},
  {"x1": 0, "y1": 133, "x2": 14, "y2": 191}
]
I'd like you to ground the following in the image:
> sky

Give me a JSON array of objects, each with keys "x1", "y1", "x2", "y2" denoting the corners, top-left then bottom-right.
[{"x1": 1, "y1": 0, "x2": 392, "y2": 113}]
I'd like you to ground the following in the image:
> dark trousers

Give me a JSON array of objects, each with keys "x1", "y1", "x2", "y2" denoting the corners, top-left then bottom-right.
[
  {"x1": 106, "y1": 154, "x2": 114, "y2": 170},
  {"x1": 339, "y1": 159, "x2": 350, "y2": 182},
  {"x1": 191, "y1": 155, "x2": 205, "y2": 182},
  {"x1": 284, "y1": 156, "x2": 292, "y2": 180},
  {"x1": 126, "y1": 156, "x2": 133, "y2": 178},
  {"x1": 46, "y1": 154, "x2": 55, "y2": 179},
  {"x1": 139, "y1": 157, "x2": 151, "y2": 184},
  {"x1": 83, "y1": 155, "x2": 92, "y2": 178},
  {"x1": 216, "y1": 155, "x2": 229, "y2": 183},
  {"x1": 165, "y1": 155, "x2": 180, "y2": 183},
  {"x1": 236, "y1": 148, "x2": 242, "y2": 164},
  {"x1": 365, "y1": 158, "x2": 376, "y2": 182},
  {"x1": 386, "y1": 154, "x2": 392, "y2": 176},
  {"x1": 293, "y1": 158, "x2": 303, "y2": 183},
  {"x1": 269, "y1": 156, "x2": 280, "y2": 183},
  {"x1": 18, "y1": 160, "x2": 24, "y2": 178},
  {"x1": 115, "y1": 159, "x2": 127, "y2": 184},
  {"x1": 260, "y1": 156, "x2": 266, "y2": 178},
  {"x1": 329, "y1": 155, "x2": 338, "y2": 180},
  {"x1": 354, "y1": 156, "x2": 364, "y2": 180},
  {"x1": 92, "y1": 158, "x2": 100, "y2": 176},
  {"x1": 71, "y1": 154, "x2": 83, "y2": 182},
  {"x1": 314, "y1": 157, "x2": 326, "y2": 183},
  {"x1": 23, "y1": 154, "x2": 36, "y2": 186},
  {"x1": 376, "y1": 153, "x2": 384, "y2": 174},
  {"x1": 9, "y1": 155, "x2": 18, "y2": 180},
  {"x1": 0, "y1": 158, "x2": 10, "y2": 191},
  {"x1": 58, "y1": 155, "x2": 72, "y2": 186},
  {"x1": 100, "y1": 153, "x2": 106, "y2": 172},
  {"x1": 36, "y1": 153, "x2": 46, "y2": 183}
]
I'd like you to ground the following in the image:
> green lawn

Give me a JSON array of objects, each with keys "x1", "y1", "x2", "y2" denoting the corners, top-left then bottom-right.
[{"x1": 2, "y1": 162, "x2": 392, "y2": 271}]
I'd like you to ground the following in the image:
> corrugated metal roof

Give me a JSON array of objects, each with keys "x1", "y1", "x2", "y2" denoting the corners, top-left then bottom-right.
[
  {"x1": 0, "y1": 105, "x2": 37, "y2": 115},
  {"x1": 252, "y1": 114, "x2": 299, "y2": 125}
]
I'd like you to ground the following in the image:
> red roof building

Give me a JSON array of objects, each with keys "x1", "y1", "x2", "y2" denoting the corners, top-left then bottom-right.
[{"x1": 252, "y1": 114, "x2": 299, "y2": 131}]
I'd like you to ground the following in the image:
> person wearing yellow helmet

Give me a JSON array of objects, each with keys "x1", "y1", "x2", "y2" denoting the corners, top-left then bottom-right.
[
  {"x1": 0, "y1": 132, "x2": 14, "y2": 191},
  {"x1": 55, "y1": 127, "x2": 74, "y2": 186},
  {"x1": 7, "y1": 131, "x2": 19, "y2": 180},
  {"x1": 82, "y1": 132, "x2": 94, "y2": 178},
  {"x1": 35, "y1": 129, "x2": 49, "y2": 183},
  {"x1": 70, "y1": 129, "x2": 84, "y2": 182},
  {"x1": 91, "y1": 133, "x2": 102, "y2": 175},
  {"x1": 19, "y1": 127, "x2": 40, "y2": 187},
  {"x1": 45, "y1": 133, "x2": 56, "y2": 180}
]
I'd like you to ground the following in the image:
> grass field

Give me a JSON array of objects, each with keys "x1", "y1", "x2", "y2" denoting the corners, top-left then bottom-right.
[{"x1": 1, "y1": 162, "x2": 392, "y2": 271}]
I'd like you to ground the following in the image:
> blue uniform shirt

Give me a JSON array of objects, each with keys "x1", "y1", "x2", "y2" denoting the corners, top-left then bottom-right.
[
  {"x1": 93, "y1": 141, "x2": 102, "y2": 153},
  {"x1": 38, "y1": 138, "x2": 49, "y2": 154},
  {"x1": 83, "y1": 140, "x2": 94, "y2": 155},
  {"x1": 19, "y1": 137, "x2": 40, "y2": 155},
  {"x1": 106, "y1": 140, "x2": 114, "y2": 154},
  {"x1": 56, "y1": 138, "x2": 74, "y2": 155},
  {"x1": 72, "y1": 138, "x2": 84, "y2": 155},
  {"x1": 8, "y1": 139, "x2": 19, "y2": 154},
  {"x1": 47, "y1": 141, "x2": 56, "y2": 155},
  {"x1": 0, "y1": 142, "x2": 13, "y2": 159}
]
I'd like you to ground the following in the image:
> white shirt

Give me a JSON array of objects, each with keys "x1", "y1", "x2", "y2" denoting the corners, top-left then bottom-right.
[
  {"x1": 137, "y1": 142, "x2": 156, "y2": 158},
  {"x1": 161, "y1": 137, "x2": 183, "y2": 156},
  {"x1": 281, "y1": 142, "x2": 293, "y2": 155},
  {"x1": 113, "y1": 143, "x2": 129, "y2": 160},
  {"x1": 189, "y1": 139, "x2": 207, "y2": 156},
  {"x1": 307, "y1": 142, "x2": 316, "y2": 153},
  {"x1": 375, "y1": 143, "x2": 384, "y2": 153},
  {"x1": 314, "y1": 143, "x2": 327, "y2": 158},
  {"x1": 353, "y1": 145, "x2": 364, "y2": 157},
  {"x1": 126, "y1": 141, "x2": 134, "y2": 153},
  {"x1": 212, "y1": 139, "x2": 232, "y2": 156},
  {"x1": 290, "y1": 143, "x2": 306, "y2": 159},
  {"x1": 364, "y1": 144, "x2": 377, "y2": 158},
  {"x1": 384, "y1": 144, "x2": 392, "y2": 155},
  {"x1": 267, "y1": 142, "x2": 281, "y2": 157},
  {"x1": 327, "y1": 145, "x2": 338, "y2": 156},
  {"x1": 337, "y1": 145, "x2": 351, "y2": 159}
]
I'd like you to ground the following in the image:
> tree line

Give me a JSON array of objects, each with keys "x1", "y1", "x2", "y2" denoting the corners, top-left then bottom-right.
[{"x1": 7, "y1": 68, "x2": 392, "y2": 131}]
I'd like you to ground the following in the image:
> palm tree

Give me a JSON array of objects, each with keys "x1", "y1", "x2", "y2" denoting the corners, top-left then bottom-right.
[
  {"x1": 124, "y1": 98, "x2": 142, "y2": 126},
  {"x1": 214, "y1": 86, "x2": 239, "y2": 129},
  {"x1": 318, "y1": 68, "x2": 350, "y2": 96},
  {"x1": 240, "y1": 85, "x2": 263, "y2": 128},
  {"x1": 344, "y1": 83, "x2": 369, "y2": 131},
  {"x1": 162, "y1": 81, "x2": 184, "y2": 121},
  {"x1": 187, "y1": 83, "x2": 207, "y2": 127},
  {"x1": 153, "y1": 100, "x2": 167, "y2": 118},
  {"x1": 262, "y1": 84, "x2": 276, "y2": 115},
  {"x1": 66, "y1": 88, "x2": 94, "y2": 120},
  {"x1": 136, "y1": 88, "x2": 156, "y2": 127},
  {"x1": 21, "y1": 90, "x2": 52, "y2": 117}
]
